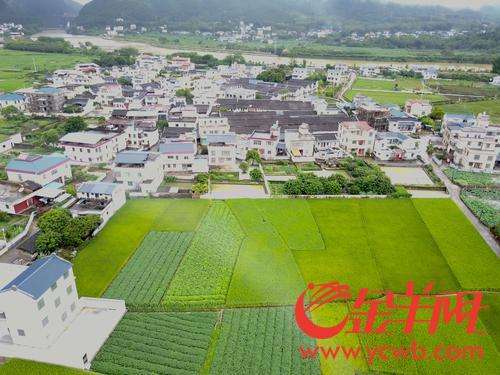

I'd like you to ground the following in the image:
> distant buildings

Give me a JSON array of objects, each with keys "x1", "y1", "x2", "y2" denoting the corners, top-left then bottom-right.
[
  {"x1": 0, "y1": 93, "x2": 26, "y2": 111},
  {"x1": 404, "y1": 99, "x2": 432, "y2": 118},
  {"x1": 23, "y1": 87, "x2": 65, "y2": 115}
]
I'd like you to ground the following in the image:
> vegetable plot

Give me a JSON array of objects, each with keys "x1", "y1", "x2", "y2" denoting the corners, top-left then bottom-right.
[
  {"x1": 91, "y1": 312, "x2": 217, "y2": 375},
  {"x1": 104, "y1": 232, "x2": 193, "y2": 307},
  {"x1": 164, "y1": 202, "x2": 244, "y2": 309},
  {"x1": 210, "y1": 306, "x2": 321, "y2": 374}
]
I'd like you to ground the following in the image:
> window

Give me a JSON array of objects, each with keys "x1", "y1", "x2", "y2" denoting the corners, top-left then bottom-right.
[
  {"x1": 17, "y1": 329, "x2": 25, "y2": 336},
  {"x1": 63, "y1": 271, "x2": 69, "y2": 279},
  {"x1": 0, "y1": 312, "x2": 6, "y2": 319},
  {"x1": 51, "y1": 282, "x2": 57, "y2": 291},
  {"x1": 37, "y1": 298, "x2": 45, "y2": 310},
  {"x1": 42, "y1": 317, "x2": 49, "y2": 327},
  {"x1": 61, "y1": 312, "x2": 67, "y2": 322},
  {"x1": 71, "y1": 302, "x2": 76, "y2": 312},
  {"x1": 54, "y1": 297, "x2": 61, "y2": 308},
  {"x1": 66, "y1": 285, "x2": 73, "y2": 295}
]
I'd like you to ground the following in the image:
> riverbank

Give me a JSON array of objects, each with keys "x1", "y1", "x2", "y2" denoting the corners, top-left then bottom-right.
[{"x1": 33, "y1": 30, "x2": 492, "y2": 71}]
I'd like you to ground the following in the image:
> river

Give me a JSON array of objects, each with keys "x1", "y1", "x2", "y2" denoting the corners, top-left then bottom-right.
[{"x1": 34, "y1": 30, "x2": 492, "y2": 71}]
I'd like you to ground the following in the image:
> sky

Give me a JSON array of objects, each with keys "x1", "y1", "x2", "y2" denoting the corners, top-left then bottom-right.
[{"x1": 73, "y1": 0, "x2": 500, "y2": 9}]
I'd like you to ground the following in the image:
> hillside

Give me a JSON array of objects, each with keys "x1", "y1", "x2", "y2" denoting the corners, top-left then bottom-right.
[
  {"x1": 0, "y1": 0, "x2": 82, "y2": 27},
  {"x1": 74, "y1": 0, "x2": 497, "y2": 32}
]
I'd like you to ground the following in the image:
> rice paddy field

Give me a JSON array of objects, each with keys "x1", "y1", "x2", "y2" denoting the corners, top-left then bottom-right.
[
  {"x1": 345, "y1": 77, "x2": 444, "y2": 106},
  {"x1": 8, "y1": 198, "x2": 499, "y2": 374},
  {"x1": 0, "y1": 50, "x2": 92, "y2": 92}
]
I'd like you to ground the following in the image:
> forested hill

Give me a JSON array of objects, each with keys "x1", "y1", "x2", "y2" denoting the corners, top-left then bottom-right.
[
  {"x1": 74, "y1": 0, "x2": 498, "y2": 32},
  {"x1": 0, "y1": 0, "x2": 82, "y2": 27}
]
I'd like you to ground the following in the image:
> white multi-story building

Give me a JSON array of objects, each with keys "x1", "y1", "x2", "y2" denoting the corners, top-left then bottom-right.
[
  {"x1": 70, "y1": 182, "x2": 126, "y2": 226},
  {"x1": 207, "y1": 133, "x2": 238, "y2": 170},
  {"x1": 442, "y1": 113, "x2": 498, "y2": 173},
  {"x1": 292, "y1": 67, "x2": 317, "y2": 80},
  {"x1": 359, "y1": 65, "x2": 380, "y2": 77},
  {"x1": 0, "y1": 133, "x2": 22, "y2": 154},
  {"x1": 338, "y1": 121, "x2": 375, "y2": 157},
  {"x1": 59, "y1": 131, "x2": 127, "y2": 164},
  {"x1": 284, "y1": 123, "x2": 315, "y2": 162},
  {"x1": 404, "y1": 99, "x2": 432, "y2": 118},
  {"x1": 243, "y1": 124, "x2": 280, "y2": 160},
  {"x1": 327, "y1": 64, "x2": 350, "y2": 85},
  {"x1": 0, "y1": 255, "x2": 79, "y2": 349},
  {"x1": 124, "y1": 122, "x2": 159, "y2": 149},
  {"x1": 223, "y1": 87, "x2": 256, "y2": 100},
  {"x1": 374, "y1": 132, "x2": 420, "y2": 161},
  {"x1": 6, "y1": 154, "x2": 72, "y2": 186},
  {"x1": 198, "y1": 116, "x2": 230, "y2": 140},
  {"x1": 113, "y1": 151, "x2": 163, "y2": 193},
  {"x1": 159, "y1": 141, "x2": 197, "y2": 173},
  {"x1": 0, "y1": 255, "x2": 125, "y2": 369}
]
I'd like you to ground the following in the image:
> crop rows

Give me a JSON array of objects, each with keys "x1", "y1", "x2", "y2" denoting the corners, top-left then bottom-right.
[
  {"x1": 91, "y1": 312, "x2": 217, "y2": 375},
  {"x1": 210, "y1": 306, "x2": 321, "y2": 374},
  {"x1": 164, "y1": 202, "x2": 244, "y2": 309},
  {"x1": 104, "y1": 232, "x2": 193, "y2": 307}
]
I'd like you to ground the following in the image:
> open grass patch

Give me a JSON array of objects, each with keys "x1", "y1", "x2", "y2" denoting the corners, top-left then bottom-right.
[
  {"x1": 359, "y1": 199, "x2": 459, "y2": 293},
  {"x1": 255, "y1": 199, "x2": 324, "y2": 251},
  {"x1": 103, "y1": 232, "x2": 193, "y2": 307},
  {"x1": 73, "y1": 199, "x2": 207, "y2": 297},
  {"x1": 413, "y1": 199, "x2": 500, "y2": 290},
  {"x1": 163, "y1": 202, "x2": 244, "y2": 309},
  {"x1": 295, "y1": 200, "x2": 383, "y2": 295},
  {"x1": 210, "y1": 306, "x2": 320, "y2": 374},
  {"x1": 91, "y1": 312, "x2": 217, "y2": 375},
  {"x1": 0, "y1": 359, "x2": 88, "y2": 375},
  {"x1": 225, "y1": 200, "x2": 305, "y2": 306}
]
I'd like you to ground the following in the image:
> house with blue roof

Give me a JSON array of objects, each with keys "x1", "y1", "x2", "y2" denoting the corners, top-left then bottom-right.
[
  {"x1": 113, "y1": 151, "x2": 163, "y2": 193},
  {"x1": 70, "y1": 182, "x2": 126, "y2": 225},
  {"x1": 6, "y1": 154, "x2": 72, "y2": 187},
  {"x1": 0, "y1": 93, "x2": 26, "y2": 111},
  {"x1": 0, "y1": 254, "x2": 126, "y2": 369},
  {"x1": 0, "y1": 254, "x2": 78, "y2": 349}
]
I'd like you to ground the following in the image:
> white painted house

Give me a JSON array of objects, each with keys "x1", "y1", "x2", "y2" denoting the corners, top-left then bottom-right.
[
  {"x1": 207, "y1": 133, "x2": 238, "y2": 170},
  {"x1": 113, "y1": 151, "x2": 163, "y2": 193},
  {"x1": 6, "y1": 154, "x2": 72, "y2": 186},
  {"x1": 338, "y1": 121, "x2": 375, "y2": 157},
  {"x1": 284, "y1": 123, "x2": 315, "y2": 162},
  {"x1": 0, "y1": 93, "x2": 26, "y2": 111},
  {"x1": 159, "y1": 141, "x2": 196, "y2": 173},
  {"x1": 59, "y1": 131, "x2": 127, "y2": 164},
  {"x1": 70, "y1": 182, "x2": 126, "y2": 226},
  {"x1": 0, "y1": 255, "x2": 125, "y2": 369},
  {"x1": 404, "y1": 99, "x2": 432, "y2": 117},
  {"x1": 374, "y1": 132, "x2": 420, "y2": 161}
]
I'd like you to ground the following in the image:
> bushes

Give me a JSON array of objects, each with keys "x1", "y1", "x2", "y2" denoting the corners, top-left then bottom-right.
[
  {"x1": 249, "y1": 168, "x2": 263, "y2": 182},
  {"x1": 391, "y1": 186, "x2": 412, "y2": 199},
  {"x1": 36, "y1": 208, "x2": 100, "y2": 254},
  {"x1": 192, "y1": 173, "x2": 209, "y2": 194},
  {"x1": 281, "y1": 158, "x2": 395, "y2": 196}
]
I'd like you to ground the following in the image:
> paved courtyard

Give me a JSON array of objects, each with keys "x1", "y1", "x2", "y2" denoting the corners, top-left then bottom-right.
[
  {"x1": 208, "y1": 184, "x2": 268, "y2": 199},
  {"x1": 381, "y1": 166, "x2": 433, "y2": 186}
]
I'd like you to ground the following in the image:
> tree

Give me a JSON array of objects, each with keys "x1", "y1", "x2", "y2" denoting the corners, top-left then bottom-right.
[
  {"x1": 245, "y1": 149, "x2": 262, "y2": 165},
  {"x1": 117, "y1": 77, "x2": 133, "y2": 86},
  {"x1": 493, "y1": 57, "x2": 500, "y2": 74},
  {"x1": 38, "y1": 208, "x2": 72, "y2": 234},
  {"x1": 63, "y1": 104, "x2": 83, "y2": 114},
  {"x1": 175, "y1": 88, "x2": 194, "y2": 104},
  {"x1": 36, "y1": 231, "x2": 61, "y2": 254},
  {"x1": 66, "y1": 184, "x2": 77, "y2": 197},
  {"x1": 157, "y1": 119, "x2": 169, "y2": 131},
  {"x1": 1, "y1": 105, "x2": 22, "y2": 120},
  {"x1": 63, "y1": 117, "x2": 87, "y2": 133},
  {"x1": 419, "y1": 116, "x2": 435, "y2": 129},
  {"x1": 430, "y1": 107, "x2": 444, "y2": 121},
  {"x1": 239, "y1": 161, "x2": 249, "y2": 173},
  {"x1": 250, "y1": 168, "x2": 263, "y2": 182},
  {"x1": 257, "y1": 67, "x2": 288, "y2": 83},
  {"x1": 192, "y1": 182, "x2": 208, "y2": 194}
]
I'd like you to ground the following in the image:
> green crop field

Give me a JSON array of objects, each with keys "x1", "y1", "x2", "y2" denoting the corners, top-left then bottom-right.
[
  {"x1": 351, "y1": 77, "x2": 424, "y2": 91},
  {"x1": 345, "y1": 89, "x2": 444, "y2": 106},
  {"x1": 50, "y1": 198, "x2": 500, "y2": 374},
  {"x1": 0, "y1": 50, "x2": 92, "y2": 92},
  {"x1": 103, "y1": 232, "x2": 194, "y2": 307},
  {"x1": 442, "y1": 99, "x2": 500, "y2": 123},
  {"x1": 91, "y1": 312, "x2": 217, "y2": 374}
]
